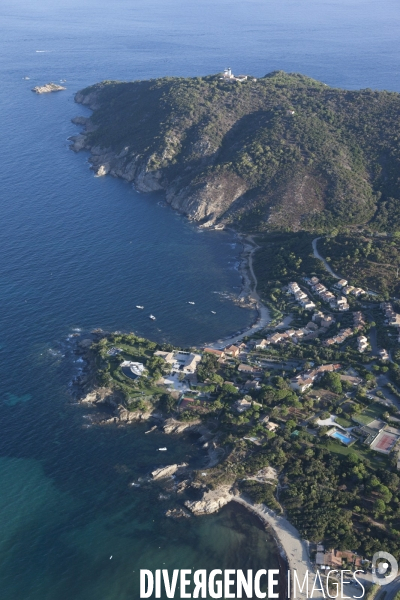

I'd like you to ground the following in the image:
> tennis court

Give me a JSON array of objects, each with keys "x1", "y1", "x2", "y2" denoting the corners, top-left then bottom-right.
[{"x1": 370, "y1": 431, "x2": 399, "y2": 454}]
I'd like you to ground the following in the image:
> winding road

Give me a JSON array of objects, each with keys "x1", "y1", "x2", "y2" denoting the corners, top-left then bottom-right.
[{"x1": 312, "y1": 237, "x2": 341, "y2": 279}]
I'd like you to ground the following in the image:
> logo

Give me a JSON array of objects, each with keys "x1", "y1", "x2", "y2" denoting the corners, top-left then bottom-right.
[{"x1": 372, "y1": 552, "x2": 398, "y2": 586}]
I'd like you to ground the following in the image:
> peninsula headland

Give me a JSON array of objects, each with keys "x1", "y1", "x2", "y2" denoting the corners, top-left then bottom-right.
[{"x1": 69, "y1": 71, "x2": 400, "y2": 592}]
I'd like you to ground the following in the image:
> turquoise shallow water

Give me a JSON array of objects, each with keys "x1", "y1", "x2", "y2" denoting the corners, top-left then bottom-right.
[{"x1": 1, "y1": 0, "x2": 400, "y2": 597}]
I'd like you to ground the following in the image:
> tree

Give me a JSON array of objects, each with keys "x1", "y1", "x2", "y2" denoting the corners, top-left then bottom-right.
[
  {"x1": 374, "y1": 499, "x2": 386, "y2": 515},
  {"x1": 321, "y1": 372, "x2": 342, "y2": 394}
]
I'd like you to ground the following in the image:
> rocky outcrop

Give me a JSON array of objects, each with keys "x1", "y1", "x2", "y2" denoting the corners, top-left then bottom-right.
[
  {"x1": 162, "y1": 418, "x2": 202, "y2": 435},
  {"x1": 151, "y1": 463, "x2": 188, "y2": 480},
  {"x1": 32, "y1": 83, "x2": 66, "y2": 94},
  {"x1": 184, "y1": 486, "x2": 234, "y2": 515},
  {"x1": 80, "y1": 387, "x2": 118, "y2": 407},
  {"x1": 116, "y1": 406, "x2": 153, "y2": 423}
]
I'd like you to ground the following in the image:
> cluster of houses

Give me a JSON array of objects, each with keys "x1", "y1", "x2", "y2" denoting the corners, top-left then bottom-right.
[
  {"x1": 381, "y1": 302, "x2": 400, "y2": 342},
  {"x1": 255, "y1": 316, "x2": 335, "y2": 348},
  {"x1": 290, "y1": 363, "x2": 341, "y2": 393},
  {"x1": 305, "y1": 277, "x2": 350, "y2": 311},
  {"x1": 287, "y1": 281, "x2": 316, "y2": 310},
  {"x1": 323, "y1": 310, "x2": 367, "y2": 349}
]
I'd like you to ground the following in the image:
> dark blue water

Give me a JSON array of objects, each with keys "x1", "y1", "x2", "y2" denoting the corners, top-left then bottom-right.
[{"x1": 1, "y1": 0, "x2": 400, "y2": 598}]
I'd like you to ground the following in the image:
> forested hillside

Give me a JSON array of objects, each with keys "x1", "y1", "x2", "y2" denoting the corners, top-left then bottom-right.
[{"x1": 74, "y1": 71, "x2": 400, "y2": 232}]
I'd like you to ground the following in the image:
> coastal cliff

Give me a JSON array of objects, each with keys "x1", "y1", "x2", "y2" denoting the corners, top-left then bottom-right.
[{"x1": 71, "y1": 72, "x2": 400, "y2": 232}]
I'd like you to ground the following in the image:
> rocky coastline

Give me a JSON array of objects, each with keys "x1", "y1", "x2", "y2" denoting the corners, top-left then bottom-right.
[
  {"x1": 69, "y1": 92, "x2": 244, "y2": 229},
  {"x1": 68, "y1": 332, "x2": 302, "y2": 579}
]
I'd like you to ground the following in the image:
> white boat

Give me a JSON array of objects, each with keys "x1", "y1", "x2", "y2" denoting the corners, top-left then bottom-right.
[
  {"x1": 158, "y1": 447, "x2": 167, "y2": 451},
  {"x1": 211, "y1": 311, "x2": 216, "y2": 314},
  {"x1": 188, "y1": 301, "x2": 195, "y2": 305},
  {"x1": 136, "y1": 305, "x2": 144, "y2": 309},
  {"x1": 149, "y1": 314, "x2": 156, "y2": 320}
]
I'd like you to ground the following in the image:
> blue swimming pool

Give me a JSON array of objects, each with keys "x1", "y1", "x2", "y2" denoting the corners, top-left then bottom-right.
[{"x1": 331, "y1": 431, "x2": 353, "y2": 445}]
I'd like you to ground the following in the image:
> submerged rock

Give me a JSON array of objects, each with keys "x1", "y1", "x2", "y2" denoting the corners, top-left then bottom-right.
[{"x1": 165, "y1": 507, "x2": 191, "y2": 519}]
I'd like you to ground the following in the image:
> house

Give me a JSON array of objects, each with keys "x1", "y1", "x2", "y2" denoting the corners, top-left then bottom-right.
[
  {"x1": 204, "y1": 348, "x2": 225, "y2": 358},
  {"x1": 238, "y1": 363, "x2": 254, "y2": 373},
  {"x1": 265, "y1": 421, "x2": 279, "y2": 432},
  {"x1": 234, "y1": 398, "x2": 253, "y2": 413},
  {"x1": 235, "y1": 74, "x2": 248, "y2": 82},
  {"x1": 310, "y1": 277, "x2": 319, "y2": 285},
  {"x1": 390, "y1": 314, "x2": 400, "y2": 326},
  {"x1": 313, "y1": 283, "x2": 327, "y2": 294},
  {"x1": 288, "y1": 282, "x2": 300, "y2": 294},
  {"x1": 269, "y1": 333, "x2": 283, "y2": 344},
  {"x1": 336, "y1": 279, "x2": 348, "y2": 288},
  {"x1": 306, "y1": 322, "x2": 319, "y2": 332},
  {"x1": 225, "y1": 345, "x2": 240, "y2": 357},
  {"x1": 353, "y1": 311, "x2": 366, "y2": 328},
  {"x1": 304, "y1": 301, "x2": 316, "y2": 310},
  {"x1": 244, "y1": 380, "x2": 261, "y2": 390},
  {"x1": 342, "y1": 286, "x2": 355, "y2": 296},
  {"x1": 173, "y1": 351, "x2": 202, "y2": 373},
  {"x1": 321, "y1": 315, "x2": 335, "y2": 328},
  {"x1": 352, "y1": 288, "x2": 365, "y2": 297},
  {"x1": 255, "y1": 339, "x2": 269, "y2": 349},
  {"x1": 290, "y1": 376, "x2": 314, "y2": 392},
  {"x1": 295, "y1": 291, "x2": 308, "y2": 301},
  {"x1": 378, "y1": 349, "x2": 389, "y2": 361},
  {"x1": 120, "y1": 361, "x2": 146, "y2": 378},
  {"x1": 357, "y1": 336, "x2": 368, "y2": 353}
]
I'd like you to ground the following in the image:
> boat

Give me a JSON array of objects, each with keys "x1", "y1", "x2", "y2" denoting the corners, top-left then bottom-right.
[
  {"x1": 136, "y1": 305, "x2": 144, "y2": 309},
  {"x1": 158, "y1": 447, "x2": 167, "y2": 451},
  {"x1": 211, "y1": 311, "x2": 216, "y2": 314},
  {"x1": 149, "y1": 314, "x2": 156, "y2": 320},
  {"x1": 188, "y1": 301, "x2": 195, "y2": 305}
]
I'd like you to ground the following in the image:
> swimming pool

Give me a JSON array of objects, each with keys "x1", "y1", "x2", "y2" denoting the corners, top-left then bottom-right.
[{"x1": 331, "y1": 431, "x2": 353, "y2": 445}]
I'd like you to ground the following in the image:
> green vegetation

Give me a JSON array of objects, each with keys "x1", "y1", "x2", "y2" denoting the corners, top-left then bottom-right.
[
  {"x1": 239, "y1": 480, "x2": 282, "y2": 513},
  {"x1": 321, "y1": 233, "x2": 400, "y2": 296},
  {"x1": 77, "y1": 71, "x2": 400, "y2": 233}
]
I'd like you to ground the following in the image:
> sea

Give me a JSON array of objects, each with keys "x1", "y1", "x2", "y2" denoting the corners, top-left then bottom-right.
[{"x1": 0, "y1": 0, "x2": 400, "y2": 598}]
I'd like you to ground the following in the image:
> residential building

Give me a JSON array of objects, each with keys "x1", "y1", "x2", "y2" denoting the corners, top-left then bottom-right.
[
  {"x1": 378, "y1": 349, "x2": 389, "y2": 361},
  {"x1": 204, "y1": 348, "x2": 225, "y2": 358},
  {"x1": 234, "y1": 398, "x2": 253, "y2": 413},
  {"x1": 225, "y1": 345, "x2": 240, "y2": 357},
  {"x1": 238, "y1": 363, "x2": 254, "y2": 373},
  {"x1": 336, "y1": 279, "x2": 348, "y2": 288},
  {"x1": 357, "y1": 336, "x2": 368, "y2": 353},
  {"x1": 255, "y1": 339, "x2": 269, "y2": 349}
]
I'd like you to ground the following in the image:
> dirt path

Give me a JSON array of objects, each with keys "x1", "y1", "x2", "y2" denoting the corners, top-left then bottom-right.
[{"x1": 312, "y1": 237, "x2": 341, "y2": 279}]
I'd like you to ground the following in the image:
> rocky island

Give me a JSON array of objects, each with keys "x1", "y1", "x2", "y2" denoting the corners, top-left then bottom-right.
[{"x1": 32, "y1": 82, "x2": 66, "y2": 94}]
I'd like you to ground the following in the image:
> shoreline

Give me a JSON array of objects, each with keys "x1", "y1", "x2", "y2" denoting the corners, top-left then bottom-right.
[
  {"x1": 205, "y1": 233, "x2": 271, "y2": 349},
  {"x1": 231, "y1": 496, "x2": 314, "y2": 600}
]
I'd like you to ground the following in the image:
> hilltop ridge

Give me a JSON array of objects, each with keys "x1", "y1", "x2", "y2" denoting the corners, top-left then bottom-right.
[{"x1": 71, "y1": 71, "x2": 400, "y2": 233}]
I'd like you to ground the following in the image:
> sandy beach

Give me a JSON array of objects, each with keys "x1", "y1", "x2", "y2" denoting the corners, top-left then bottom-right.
[{"x1": 232, "y1": 496, "x2": 318, "y2": 600}]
